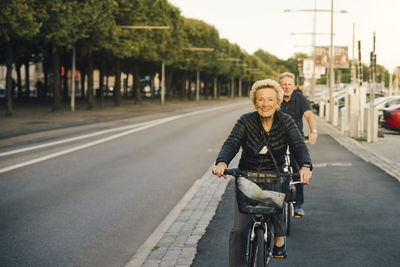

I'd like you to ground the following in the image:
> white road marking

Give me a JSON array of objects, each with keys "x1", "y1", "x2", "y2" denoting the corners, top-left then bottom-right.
[
  {"x1": 0, "y1": 103, "x2": 241, "y2": 174},
  {"x1": 0, "y1": 120, "x2": 162, "y2": 157}
]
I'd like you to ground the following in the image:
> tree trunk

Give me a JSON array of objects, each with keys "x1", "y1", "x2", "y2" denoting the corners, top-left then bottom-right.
[
  {"x1": 80, "y1": 71, "x2": 86, "y2": 99},
  {"x1": 5, "y1": 44, "x2": 14, "y2": 116},
  {"x1": 63, "y1": 67, "x2": 68, "y2": 102},
  {"x1": 180, "y1": 71, "x2": 186, "y2": 100},
  {"x1": 87, "y1": 51, "x2": 96, "y2": 110},
  {"x1": 99, "y1": 60, "x2": 104, "y2": 109},
  {"x1": 133, "y1": 61, "x2": 142, "y2": 104},
  {"x1": 25, "y1": 60, "x2": 30, "y2": 98},
  {"x1": 165, "y1": 68, "x2": 173, "y2": 101},
  {"x1": 204, "y1": 74, "x2": 209, "y2": 99},
  {"x1": 16, "y1": 62, "x2": 22, "y2": 98},
  {"x1": 114, "y1": 58, "x2": 121, "y2": 106},
  {"x1": 52, "y1": 46, "x2": 61, "y2": 112},
  {"x1": 188, "y1": 73, "x2": 193, "y2": 100}
]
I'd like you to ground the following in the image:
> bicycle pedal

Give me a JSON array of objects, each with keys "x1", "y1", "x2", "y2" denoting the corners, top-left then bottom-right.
[
  {"x1": 273, "y1": 254, "x2": 287, "y2": 259},
  {"x1": 294, "y1": 214, "x2": 303, "y2": 219}
]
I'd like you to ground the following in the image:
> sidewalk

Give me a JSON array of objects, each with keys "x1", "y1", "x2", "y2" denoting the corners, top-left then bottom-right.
[{"x1": 1, "y1": 102, "x2": 399, "y2": 266}]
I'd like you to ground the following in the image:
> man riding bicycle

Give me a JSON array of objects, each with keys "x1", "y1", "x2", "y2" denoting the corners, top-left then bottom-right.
[
  {"x1": 213, "y1": 79, "x2": 312, "y2": 266},
  {"x1": 279, "y1": 72, "x2": 318, "y2": 217}
]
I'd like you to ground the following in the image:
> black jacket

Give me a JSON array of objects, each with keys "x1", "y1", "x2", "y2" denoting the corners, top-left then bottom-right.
[{"x1": 216, "y1": 110, "x2": 312, "y2": 172}]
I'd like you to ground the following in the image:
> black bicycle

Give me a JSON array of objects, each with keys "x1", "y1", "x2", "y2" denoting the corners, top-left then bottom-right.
[
  {"x1": 284, "y1": 137, "x2": 310, "y2": 236},
  {"x1": 224, "y1": 168, "x2": 300, "y2": 267}
]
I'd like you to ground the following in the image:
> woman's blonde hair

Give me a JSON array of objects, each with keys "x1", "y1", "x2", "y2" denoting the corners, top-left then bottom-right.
[{"x1": 250, "y1": 79, "x2": 284, "y2": 106}]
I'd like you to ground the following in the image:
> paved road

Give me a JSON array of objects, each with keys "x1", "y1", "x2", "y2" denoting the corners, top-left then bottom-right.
[
  {"x1": 192, "y1": 134, "x2": 400, "y2": 267},
  {"x1": 0, "y1": 100, "x2": 253, "y2": 266}
]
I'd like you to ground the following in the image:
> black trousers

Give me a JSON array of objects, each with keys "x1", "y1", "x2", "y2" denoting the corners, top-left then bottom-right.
[{"x1": 229, "y1": 196, "x2": 285, "y2": 267}]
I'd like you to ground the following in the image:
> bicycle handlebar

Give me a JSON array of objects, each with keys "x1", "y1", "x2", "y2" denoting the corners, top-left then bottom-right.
[{"x1": 222, "y1": 168, "x2": 300, "y2": 181}]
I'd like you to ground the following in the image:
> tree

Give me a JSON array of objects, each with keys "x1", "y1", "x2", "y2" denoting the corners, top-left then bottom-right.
[
  {"x1": 0, "y1": 0, "x2": 41, "y2": 116},
  {"x1": 77, "y1": 0, "x2": 117, "y2": 109},
  {"x1": 37, "y1": 0, "x2": 83, "y2": 112}
]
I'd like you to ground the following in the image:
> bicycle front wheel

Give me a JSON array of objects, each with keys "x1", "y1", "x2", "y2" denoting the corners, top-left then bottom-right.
[
  {"x1": 254, "y1": 228, "x2": 265, "y2": 267},
  {"x1": 284, "y1": 202, "x2": 293, "y2": 236}
]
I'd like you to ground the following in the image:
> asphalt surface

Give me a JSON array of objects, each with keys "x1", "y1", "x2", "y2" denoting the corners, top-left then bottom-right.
[
  {"x1": 0, "y1": 100, "x2": 253, "y2": 267},
  {"x1": 1, "y1": 98, "x2": 400, "y2": 267},
  {"x1": 192, "y1": 134, "x2": 400, "y2": 267}
]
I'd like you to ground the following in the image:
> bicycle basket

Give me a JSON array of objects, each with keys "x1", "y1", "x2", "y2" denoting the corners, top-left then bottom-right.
[{"x1": 235, "y1": 172, "x2": 288, "y2": 215}]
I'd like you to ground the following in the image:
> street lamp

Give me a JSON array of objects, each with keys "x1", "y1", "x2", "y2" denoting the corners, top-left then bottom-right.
[
  {"x1": 285, "y1": 1, "x2": 347, "y2": 100},
  {"x1": 183, "y1": 47, "x2": 215, "y2": 101},
  {"x1": 117, "y1": 25, "x2": 170, "y2": 104},
  {"x1": 183, "y1": 47, "x2": 214, "y2": 52},
  {"x1": 218, "y1": 57, "x2": 241, "y2": 62},
  {"x1": 291, "y1": 33, "x2": 333, "y2": 36},
  {"x1": 118, "y1": 25, "x2": 170, "y2": 30}
]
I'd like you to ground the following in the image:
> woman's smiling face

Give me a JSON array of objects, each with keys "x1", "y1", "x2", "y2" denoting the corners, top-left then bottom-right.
[{"x1": 254, "y1": 88, "x2": 279, "y2": 118}]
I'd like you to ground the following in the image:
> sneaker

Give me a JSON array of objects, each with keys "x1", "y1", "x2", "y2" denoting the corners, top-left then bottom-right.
[
  {"x1": 273, "y1": 244, "x2": 287, "y2": 258},
  {"x1": 294, "y1": 207, "x2": 305, "y2": 217}
]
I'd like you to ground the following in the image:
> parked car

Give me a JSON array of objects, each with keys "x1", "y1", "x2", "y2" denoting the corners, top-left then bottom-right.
[
  {"x1": 366, "y1": 96, "x2": 400, "y2": 110},
  {"x1": 365, "y1": 96, "x2": 400, "y2": 123},
  {"x1": 381, "y1": 104, "x2": 400, "y2": 131}
]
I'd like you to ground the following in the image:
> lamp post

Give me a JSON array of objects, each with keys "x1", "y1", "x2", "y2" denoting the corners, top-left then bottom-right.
[
  {"x1": 183, "y1": 47, "x2": 215, "y2": 101},
  {"x1": 285, "y1": 2, "x2": 347, "y2": 101},
  {"x1": 117, "y1": 25, "x2": 170, "y2": 104},
  {"x1": 218, "y1": 57, "x2": 242, "y2": 98}
]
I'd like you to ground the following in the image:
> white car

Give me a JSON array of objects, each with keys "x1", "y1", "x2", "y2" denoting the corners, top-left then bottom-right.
[
  {"x1": 366, "y1": 96, "x2": 400, "y2": 110},
  {"x1": 365, "y1": 96, "x2": 400, "y2": 123}
]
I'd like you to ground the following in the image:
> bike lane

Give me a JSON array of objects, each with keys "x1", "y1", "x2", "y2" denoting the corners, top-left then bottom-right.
[{"x1": 192, "y1": 133, "x2": 400, "y2": 267}]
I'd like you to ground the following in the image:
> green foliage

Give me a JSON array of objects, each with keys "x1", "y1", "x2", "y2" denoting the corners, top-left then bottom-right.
[
  {"x1": 178, "y1": 18, "x2": 219, "y2": 72},
  {"x1": 1, "y1": 0, "x2": 390, "y2": 87},
  {"x1": 38, "y1": 0, "x2": 83, "y2": 48},
  {"x1": 0, "y1": 0, "x2": 41, "y2": 43}
]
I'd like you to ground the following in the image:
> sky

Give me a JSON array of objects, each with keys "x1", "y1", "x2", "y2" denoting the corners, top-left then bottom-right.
[{"x1": 168, "y1": 0, "x2": 399, "y2": 72}]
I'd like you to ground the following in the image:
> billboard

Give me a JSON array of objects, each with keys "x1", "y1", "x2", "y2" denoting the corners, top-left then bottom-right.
[
  {"x1": 315, "y1": 46, "x2": 329, "y2": 67},
  {"x1": 315, "y1": 46, "x2": 348, "y2": 68},
  {"x1": 303, "y1": 59, "x2": 326, "y2": 79},
  {"x1": 333, "y1": 46, "x2": 348, "y2": 68}
]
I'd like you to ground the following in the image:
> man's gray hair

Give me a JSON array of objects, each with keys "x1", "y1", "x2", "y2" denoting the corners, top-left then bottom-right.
[
  {"x1": 250, "y1": 79, "x2": 283, "y2": 106},
  {"x1": 278, "y1": 72, "x2": 295, "y2": 83}
]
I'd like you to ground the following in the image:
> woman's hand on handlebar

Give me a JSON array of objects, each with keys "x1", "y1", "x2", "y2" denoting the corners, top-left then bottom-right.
[
  {"x1": 213, "y1": 162, "x2": 228, "y2": 179},
  {"x1": 299, "y1": 166, "x2": 312, "y2": 184}
]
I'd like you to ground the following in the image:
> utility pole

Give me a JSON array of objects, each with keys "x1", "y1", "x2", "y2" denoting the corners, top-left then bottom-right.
[
  {"x1": 358, "y1": 41, "x2": 363, "y2": 86},
  {"x1": 183, "y1": 48, "x2": 214, "y2": 101},
  {"x1": 311, "y1": 0, "x2": 317, "y2": 98},
  {"x1": 357, "y1": 40, "x2": 364, "y2": 138},
  {"x1": 117, "y1": 25, "x2": 170, "y2": 105},
  {"x1": 351, "y1": 23, "x2": 356, "y2": 85},
  {"x1": 284, "y1": 3, "x2": 347, "y2": 100},
  {"x1": 196, "y1": 70, "x2": 200, "y2": 101},
  {"x1": 369, "y1": 32, "x2": 377, "y2": 142},
  {"x1": 214, "y1": 77, "x2": 218, "y2": 99},
  {"x1": 161, "y1": 62, "x2": 165, "y2": 104},
  {"x1": 329, "y1": 0, "x2": 335, "y2": 123}
]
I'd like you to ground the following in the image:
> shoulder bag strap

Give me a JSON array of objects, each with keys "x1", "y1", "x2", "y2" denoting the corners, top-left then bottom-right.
[{"x1": 259, "y1": 116, "x2": 281, "y2": 174}]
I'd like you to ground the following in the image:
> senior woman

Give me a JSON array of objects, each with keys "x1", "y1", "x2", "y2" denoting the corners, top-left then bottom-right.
[{"x1": 213, "y1": 79, "x2": 312, "y2": 266}]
